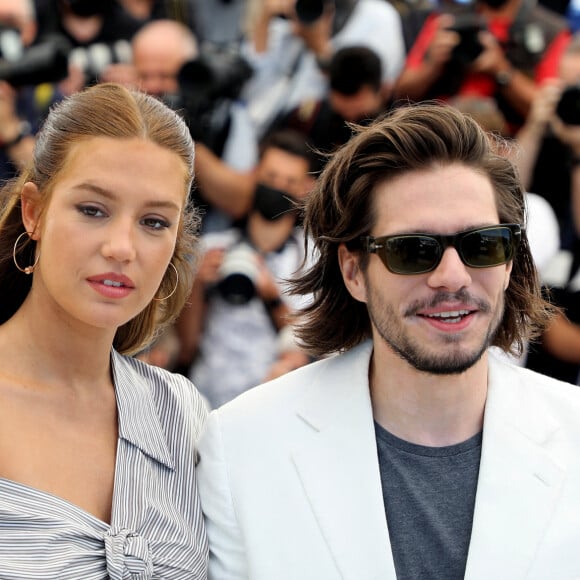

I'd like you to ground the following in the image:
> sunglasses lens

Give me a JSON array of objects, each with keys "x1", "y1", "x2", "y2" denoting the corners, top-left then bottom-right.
[
  {"x1": 382, "y1": 235, "x2": 441, "y2": 274},
  {"x1": 460, "y1": 227, "x2": 514, "y2": 267},
  {"x1": 368, "y1": 225, "x2": 519, "y2": 275}
]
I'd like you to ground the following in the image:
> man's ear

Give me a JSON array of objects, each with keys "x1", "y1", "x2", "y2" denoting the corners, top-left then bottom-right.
[
  {"x1": 338, "y1": 243, "x2": 367, "y2": 303},
  {"x1": 20, "y1": 182, "x2": 42, "y2": 240}
]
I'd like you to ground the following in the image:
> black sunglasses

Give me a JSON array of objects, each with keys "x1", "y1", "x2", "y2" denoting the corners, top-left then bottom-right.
[{"x1": 361, "y1": 224, "x2": 522, "y2": 275}]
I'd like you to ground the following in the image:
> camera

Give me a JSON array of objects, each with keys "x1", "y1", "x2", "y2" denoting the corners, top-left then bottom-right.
[
  {"x1": 449, "y1": 14, "x2": 486, "y2": 65},
  {"x1": 217, "y1": 243, "x2": 260, "y2": 305},
  {"x1": 0, "y1": 27, "x2": 70, "y2": 88},
  {"x1": 179, "y1": 50, "x2": 252, "y2": 103},
  {"x1": 295, "y1": 0, "x2": 333, "y2": 23},
  {"x1": 65, "y1": 0, "x2": 114, "y2": 17},
  {"x1": 171, "y1": 49, "x2": 253, "y2": 157},
  {"x1": 556, "y1": 85, "x2": 580, "y2": 125}
]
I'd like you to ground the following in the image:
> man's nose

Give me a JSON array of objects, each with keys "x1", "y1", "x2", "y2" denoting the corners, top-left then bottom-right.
[{"x1": 426, "y1": 247, "x2": 472, "y2": 291}]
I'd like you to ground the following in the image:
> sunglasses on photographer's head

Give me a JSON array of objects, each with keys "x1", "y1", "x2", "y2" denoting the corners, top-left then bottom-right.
[{"x1": 361, "y1": 224, "x2": 522, "y2": 275}]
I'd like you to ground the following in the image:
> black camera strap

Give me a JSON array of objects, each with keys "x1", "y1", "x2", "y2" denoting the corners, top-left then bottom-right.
[{"x1": 247, "y1": 42, "x2": 306, "y2": 137}]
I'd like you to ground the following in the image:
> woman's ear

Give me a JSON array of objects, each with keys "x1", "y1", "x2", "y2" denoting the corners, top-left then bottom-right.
[
  {"x1": 20, "y1": 182, "x2": 42, "y2": 240},
  {"x1": 338, "y1": 243, "x2": 367, "y2": 303}
]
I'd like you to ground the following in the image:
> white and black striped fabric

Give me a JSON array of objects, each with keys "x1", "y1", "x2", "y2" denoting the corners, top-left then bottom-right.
[{"x1": 0, "y1": 350, "x2": 209, "y2": 579}]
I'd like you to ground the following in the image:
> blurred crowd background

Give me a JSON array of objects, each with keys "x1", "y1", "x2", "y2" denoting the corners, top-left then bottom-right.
[{"x1": 2, "y1": 0, "x2": 580, "y2": 408}]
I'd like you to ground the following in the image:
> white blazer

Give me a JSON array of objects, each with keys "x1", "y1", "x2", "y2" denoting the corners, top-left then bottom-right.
[{"x1": 197, "y1": 341, "x2": 580, "y2": 580}]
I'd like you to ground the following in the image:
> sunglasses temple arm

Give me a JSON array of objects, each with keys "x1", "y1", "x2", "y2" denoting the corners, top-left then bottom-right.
[{"x1": 361, "y1": 236, "x2": 379, "y2": 253}]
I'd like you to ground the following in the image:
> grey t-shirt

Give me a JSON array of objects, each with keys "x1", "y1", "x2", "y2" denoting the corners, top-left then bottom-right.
[{"x1": 375, "y1": 422, "x2": 482, "y2": 580}]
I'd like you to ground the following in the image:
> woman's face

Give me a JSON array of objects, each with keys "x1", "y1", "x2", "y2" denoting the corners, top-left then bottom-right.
[{"x1": 23, "y1": 136, "x2": 188, "y2": 334}]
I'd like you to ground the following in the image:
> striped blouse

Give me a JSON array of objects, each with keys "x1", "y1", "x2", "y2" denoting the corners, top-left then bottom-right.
[{"x1": 0, "y1": 350, "x2": 209, "y2": 579}]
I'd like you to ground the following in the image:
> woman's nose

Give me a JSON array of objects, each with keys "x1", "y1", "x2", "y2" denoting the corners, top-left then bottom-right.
[{"x1": 101, "y1": 220, "x2": 137, "y2": 262}]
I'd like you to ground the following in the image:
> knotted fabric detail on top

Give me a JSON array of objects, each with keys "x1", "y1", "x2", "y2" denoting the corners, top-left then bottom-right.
[{"x1": 105, "y1": 527, "x2": 154, "y2": 579}]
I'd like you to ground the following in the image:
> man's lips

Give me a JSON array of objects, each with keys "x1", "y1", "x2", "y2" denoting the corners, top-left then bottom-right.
[
  {"x1": 414, "y1": 304, "x2": 478, "y2": 325},
  {"x1": 419, "y1": 309, "x2": 475, "y2": 321}
]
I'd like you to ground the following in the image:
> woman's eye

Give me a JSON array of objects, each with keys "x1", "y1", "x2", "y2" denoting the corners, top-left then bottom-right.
[
  {"x1": 142, "y1": 217, "x2": 170, "y2": 230},
  {"x1": 77, "y1": 204, "x2": 105, "y2": 218}
]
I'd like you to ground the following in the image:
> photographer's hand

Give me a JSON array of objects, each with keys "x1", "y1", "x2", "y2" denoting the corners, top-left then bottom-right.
[
  {"x1": 263, "y1": 0, "x2": 295, "y2": 19},
  {"x1": 473, "y1": 30, "x2": 537, "y2": 117},
  {"x1": 426, "y1": 14, "x2": 460, "y2": 69},
  {"x1": 197, "y1": 248, "x2": 227, "y2": 286},
  {"x1": 514, "y1": 79, "x2": 563, "y2": 189},
  {"x1": 256, "y1": 257, "x2": 282, "y2": 302},
  {"x1": 174, "y1": 247, "x2": 225, "y2": 369},
  {"x1": 394, "y1": 14, "x2": 458, "y2": 102},
  {"x1": 531, "y1": 79, "x2": 564, "y2": 130},
  {"x1": 551, "y1": 117, "x2": 580, "y2": 238},
  {"x1": 292, "y1": 3, "x2": 334, "y2": 63},
  {"x1": 0, "y1": 82, "x2": 22, "y2": 144},
  {"x1": 252, "y1": 0, "x2": 295, "y2": 53},
  {"x1": 194, "y1": 143, "x2": 256, "y2": 220},
  {"x1": 255, "y1": 257, "x2": 291, "y2": 330},
  {"x1": 471, "y1": 30, "x2": 508, "y2": 75},
  {"x1": 0, "y1": 81, "x2": 34, "y2": 169}
]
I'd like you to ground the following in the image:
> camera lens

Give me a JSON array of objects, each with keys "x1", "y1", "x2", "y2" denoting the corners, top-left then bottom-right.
[
  {"x1": 449, "y1": 15, "x2": 485, "y2": 65},
  {"x1": 556, "y1": 85, "x2": 580, "y2": 125},
  {"x1": 217, "y1": 244, "x2": 259, "y2": 305},
  {"x1": 295, "y1": 0, "x2": 325, "y2": 23}
]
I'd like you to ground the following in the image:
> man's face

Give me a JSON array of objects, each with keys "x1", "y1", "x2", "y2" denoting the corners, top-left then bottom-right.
[
  {"x1": 329, "y1": 85, "x2": 383, "y2": 122},
  {"x1": 133, "y1": 36, "x2": 187, "y2": 97},
  {"x1": 255, "y1": 147, "x2": 310, "y2": 200},
  {"x1": 342, "y1": 163, "x2": 512, "y2": 375}
]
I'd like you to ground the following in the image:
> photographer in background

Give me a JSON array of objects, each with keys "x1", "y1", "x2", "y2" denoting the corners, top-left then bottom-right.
[
  {"x1": 515, "y1": 33, "x2": 580, "y2": 255},
  {"x1": 241, "y1": 0, "x2": 405, "y2": 137},
  {"x1": 514, "y1": 33, "x2": 580, "y2": 382},
  {"x1": 0, "y1": 80, "x2": 35, "y2": 176},
  {"x1": 130, "y1": 18, "x2": 196, "y2": 96},
  {"x1": 0, "y1": 0, "x2": 67, "y2": 181},
  {"x1": 104, "y1": 18, "x2": 258, "y2": 233},
  {"x1": 394, "y1": 0, "x2": 569, "y2": 132},
  {"x1": 118, "y1": 0, "x2": 198, "y2": 30},
  {"x1": 1, "y1": 0, "x2": 36, "y2": 46},
  {"x1": 270, "y1": 45, "x2": 386, "y2": 173},
  {"x1": 174, "y1": 130, "x2": 315, "y2": 409},
  {"x1": 34, "y1": 0, "x2": 142, "y2": 94}
]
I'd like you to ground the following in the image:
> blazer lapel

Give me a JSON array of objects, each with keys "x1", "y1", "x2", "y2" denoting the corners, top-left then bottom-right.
[
  {"x1": 465, "y1": 354, "x2": 567, "y2": 579},
  {"x1": 291, "y1": 342, "x2": 397, "y2": 580}
]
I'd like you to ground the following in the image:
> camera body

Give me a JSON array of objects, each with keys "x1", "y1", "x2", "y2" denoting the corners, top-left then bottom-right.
[
  {"x1": 172, "y1": 49, "x2": 253, "y2": 156},
  {"x1": 0, "y1": 26, "x2": 70, "y2": 88},
  {"x1": 178, "y1": 50, "x2": 253, "y2": 103},
  {"x1": 295, "y1": 0, "x2": 334, "y2": 23},
  {"x1": 449, "y1": 14, "x2": 486, "y2": 65},
  {"x1": 556, "y1": 85, "x2": 580, "y2": 126},
  {"x1": 217, "y1": 243, "x2": 260, "y2": 305},
  {"x1": 66, "y1": 0, "x2": 114, "y2": 17}
]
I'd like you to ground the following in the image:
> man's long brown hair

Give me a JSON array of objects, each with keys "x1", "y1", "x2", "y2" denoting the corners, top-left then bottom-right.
[{"x1": 290, "y1": 102, "x2": 555, "y2": 357}]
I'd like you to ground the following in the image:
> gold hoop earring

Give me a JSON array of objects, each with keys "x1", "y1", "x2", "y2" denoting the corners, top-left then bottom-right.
[
  {"x1": 13, "y1": 231, "x2": 40, "y2": 275},
  {"x1": 154, "y1": 262, "x2": 179, "y2": 301}
]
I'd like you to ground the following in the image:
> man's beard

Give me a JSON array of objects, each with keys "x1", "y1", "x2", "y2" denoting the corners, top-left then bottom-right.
[{"x1": 366, "y1": 284, "x2": 504, "y2": 375}]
